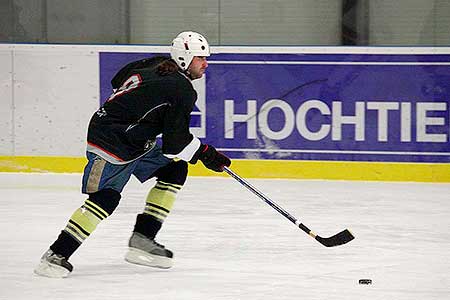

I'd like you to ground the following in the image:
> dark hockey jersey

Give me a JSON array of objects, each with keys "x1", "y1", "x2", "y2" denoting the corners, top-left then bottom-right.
[{"x1": 86, "y1": 56, "x2": 200, "y2": 164}]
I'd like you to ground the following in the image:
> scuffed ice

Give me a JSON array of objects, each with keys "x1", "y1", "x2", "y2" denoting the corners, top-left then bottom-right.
[{"x1": 0, "y1": 173, "x2": 449, "y2": 300}]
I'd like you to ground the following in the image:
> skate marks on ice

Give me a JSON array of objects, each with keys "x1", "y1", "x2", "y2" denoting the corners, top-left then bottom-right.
[{"x1": 0, "y1": 173, "x2": 449, "y2": 300}]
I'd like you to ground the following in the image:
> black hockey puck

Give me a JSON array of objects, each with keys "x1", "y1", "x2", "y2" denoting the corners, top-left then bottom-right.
[{"x1": 359, "y1": 279, "x2": 372, "y2": 285}]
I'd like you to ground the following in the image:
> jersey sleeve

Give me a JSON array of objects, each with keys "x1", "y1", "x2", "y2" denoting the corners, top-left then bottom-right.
[{"x1": 161, "y1": 80, "x2": 201, "y2": 161}]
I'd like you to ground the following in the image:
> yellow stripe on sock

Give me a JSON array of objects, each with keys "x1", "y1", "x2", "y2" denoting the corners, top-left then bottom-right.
[
  {"x1": 69, "y1": 206, "x2": 102, "y2": 234},
  {"x1": 143, "y1": 209, "x2": 167, "y2": 222},
  {"x1": 85, "y1": 199, "x2": 109, "y2": 219},
  {"x1": 157, "y1": 181, "x2": 182, "y2": 190},
  {"x1": 144, "y1": 183, "x2": 178, "y2": 220},
  {"x1": 64, "y1": 226, "x2": 87, "y2": 243},
  {"x1": 155, "y1": 183, "x2": 179, "y2": 194}
]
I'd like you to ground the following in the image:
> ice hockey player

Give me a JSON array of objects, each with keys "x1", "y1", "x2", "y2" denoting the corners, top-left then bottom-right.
[{"x1": 34, "y1": 31, "x2": 231, "y2": 278}]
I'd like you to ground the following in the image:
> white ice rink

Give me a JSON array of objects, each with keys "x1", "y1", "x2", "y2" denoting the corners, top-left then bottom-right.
[{"x1": 0, "y1": 172, "x2": 449, "y2": 300}]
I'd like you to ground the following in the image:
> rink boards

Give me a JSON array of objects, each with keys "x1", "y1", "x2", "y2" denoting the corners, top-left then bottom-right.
[
  {"x1": 0, "y1": 45, "x2": 449, "y2": 181},
  {"x1": 0, "y1": 156, "x2": 449, "y2": 182}
]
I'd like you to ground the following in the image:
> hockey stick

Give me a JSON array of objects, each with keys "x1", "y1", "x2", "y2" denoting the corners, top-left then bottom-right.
[{"x1": 223, "y1": 166, "x2": 354, "y2": 247}]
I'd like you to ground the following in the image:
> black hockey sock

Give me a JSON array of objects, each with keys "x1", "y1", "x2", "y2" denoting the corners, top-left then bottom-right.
[
  {"x1": 50, "y1": 231, "x2": 82, "y2": 259},
  {"x1": 133, "y1": 213, "x2": 162, "y2": 239}
]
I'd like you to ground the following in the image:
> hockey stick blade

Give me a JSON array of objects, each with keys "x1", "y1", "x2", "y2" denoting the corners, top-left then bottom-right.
[{"x1": 315, "y1": 229, "x2": 354, "y2": 247}]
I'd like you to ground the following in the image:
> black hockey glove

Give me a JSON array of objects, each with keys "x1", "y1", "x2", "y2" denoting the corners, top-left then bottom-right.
[{"x1": 190, "y1": 144, "x2": 231, "y2": 172}]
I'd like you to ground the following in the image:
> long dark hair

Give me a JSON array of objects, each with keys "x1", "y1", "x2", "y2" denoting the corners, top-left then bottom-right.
[{"x1": 111, "y1": 56, "x2": 179, "y2": 89}]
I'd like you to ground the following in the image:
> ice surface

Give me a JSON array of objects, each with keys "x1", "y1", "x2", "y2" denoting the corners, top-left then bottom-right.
[{"x1": 0, "y1": 172, "x2": 449, "y2": 300}]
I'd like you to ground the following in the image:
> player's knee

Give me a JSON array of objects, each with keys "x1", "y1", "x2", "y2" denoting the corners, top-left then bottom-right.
[
  {"x1": 155, "y1": 161, "x2": 188, "y2": 186},
  {"x1": 88, "y1": 188, "x2": 121, "y2": 215}
]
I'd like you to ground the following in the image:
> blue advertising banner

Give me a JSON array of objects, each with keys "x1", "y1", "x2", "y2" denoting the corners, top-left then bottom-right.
[{"x1": 100, "y1": 52, "x2": 450, "y2": 163}]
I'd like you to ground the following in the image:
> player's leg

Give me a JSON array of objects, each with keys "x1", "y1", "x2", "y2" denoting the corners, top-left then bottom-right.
[
  {"x1": 125, "y1": 159, "x2": 188, "y2": 269},
  {"x1": 34, "y1": 153, "x2": 133, "y2": 278}
]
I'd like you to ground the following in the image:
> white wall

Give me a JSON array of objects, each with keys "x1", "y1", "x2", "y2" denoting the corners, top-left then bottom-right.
[
  {"x1": 0, "y1": 45, "x2": 100, "y2": 157},
  {"x1": 0, "y1": 49, "x2": 13, "y2": 154}
]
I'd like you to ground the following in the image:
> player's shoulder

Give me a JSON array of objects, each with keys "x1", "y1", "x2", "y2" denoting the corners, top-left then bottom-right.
[
  {"x1": 111, "y1": 56, "x2": 170, "y2": 88},
  {"x1": 159, "y1": 71, "x2": 193, "y2": 92},
  {"x1": 163, "y1": 73, "x2": 197, "y2": 107}
]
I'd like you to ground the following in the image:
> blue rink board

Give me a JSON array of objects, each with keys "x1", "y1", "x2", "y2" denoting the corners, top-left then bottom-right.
[{"x1": 100, "y1": 52, "x2": 450, "y2": 163}]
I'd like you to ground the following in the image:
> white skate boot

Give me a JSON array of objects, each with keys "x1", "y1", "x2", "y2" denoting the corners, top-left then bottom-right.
[
  {"x1": 125, "y1": 232, "x2": 173, "y2": 269},
  {"x1": 34, "y1": 249, "x2": 73, "y2": 278}
]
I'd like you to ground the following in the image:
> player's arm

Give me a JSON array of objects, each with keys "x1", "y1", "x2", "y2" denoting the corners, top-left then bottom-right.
[
  {"x1": 163, "y1": 132, "x2": 230, "y2": 172},
  {"x1": 161, "y1": 91, "x2": 230, "y2": 172}
]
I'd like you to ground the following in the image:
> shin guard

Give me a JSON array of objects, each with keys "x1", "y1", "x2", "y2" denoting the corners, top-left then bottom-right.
[
  {"x1": 50, "y1": 189, "x2": 121, "y2": 258},
  {"x1": 134, "y1": 161, "x2": 187, "y2": 239},
  {"x1": 133, "y1": 181, "x2": 182, "y2": 239},
  {"x1": 144, "y1": 181, "x2": 181, "y2": 222}
]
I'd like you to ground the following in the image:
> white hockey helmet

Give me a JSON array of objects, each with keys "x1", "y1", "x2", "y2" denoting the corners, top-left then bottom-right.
[{"x1": 170, "y1": 31, "x2": 210, "y2": 71}]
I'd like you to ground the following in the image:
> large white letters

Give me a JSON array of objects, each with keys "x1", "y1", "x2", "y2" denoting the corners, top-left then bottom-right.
[
  {"x1": 416, "y1": 102, "x2": 447, "y2": 142},
  {"x1": 224, "y1": 99, "x2": 257, "y2": 139},
  {"x1": 223, "y1": 99, "x2": 448, "y2": 143},
  {"x1": 366, "y1": 102, "x2": 400, "y2": 142},
  {"x1": 296, "y1": 100, "x2": 331, "y2": 141},
  {"x1": 258, "y1": 99, "x2": 295, "y2": 140},
  {"x1": 332, "y1": 101, "x2": 365, "y2": 141}
]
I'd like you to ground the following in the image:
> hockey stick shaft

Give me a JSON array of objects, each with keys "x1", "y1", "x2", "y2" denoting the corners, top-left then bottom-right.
[{"x1": 223, "y1": 166, "x2": 354, "y2": 247}]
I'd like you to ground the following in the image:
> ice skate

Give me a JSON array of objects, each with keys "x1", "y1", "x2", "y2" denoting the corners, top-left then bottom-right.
[
  {"x1": 34, "y1": 249, "x2": 73, "y2": 278},
  {"x1": 125, "y1": 232, "x2": 173, "y2": 269}
]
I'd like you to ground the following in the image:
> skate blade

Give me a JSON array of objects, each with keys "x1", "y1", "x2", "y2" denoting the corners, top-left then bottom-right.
[
  {"x1": 34, "y1": 261, "x2": 71, "y2": 278},
  {"x1": 125, "y1": 248, "x2": 173, "y2": 269}
]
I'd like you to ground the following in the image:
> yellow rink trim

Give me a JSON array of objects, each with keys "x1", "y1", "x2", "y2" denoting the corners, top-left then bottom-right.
[
  {"x1": 0, "y1": 156, "x2": 87, "y2": 173},
  {"x1": 0, "y1": 156, "x2": 449, "y2": 182}
]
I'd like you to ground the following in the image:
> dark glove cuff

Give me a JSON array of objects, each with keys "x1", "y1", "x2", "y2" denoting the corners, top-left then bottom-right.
[{"x1": 189, "y1": 144, "x2": 207, "y2": 164}]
